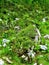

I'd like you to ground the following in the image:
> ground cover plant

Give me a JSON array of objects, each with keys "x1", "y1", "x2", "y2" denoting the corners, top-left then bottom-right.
[{"x1": 0, "y1": 0, "x2": 49, "y2": 65}]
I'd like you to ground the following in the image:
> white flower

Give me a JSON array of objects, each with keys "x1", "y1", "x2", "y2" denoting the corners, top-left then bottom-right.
[
  {"x1": 21, "y1": 55, "x2": 26, "y2": 58},
  {"x1": 0, "y1": 59, "x2": 4, "y2": 65},
  {"x1": 14, "y1": 26, "x2": 20, "y2": 29},
  {"x1": 15, "y1": 18, "x2": 19, "y2": 20},
  {"x1": 28, "y1": 49, "x2": 32, "y2": 55},
  {"x1": 42, "y1": 17, "x2": 46, "y2": 22},
  {"x1": 0, "y1": 19, "x2": 2, "y2": 21},
  {"x1": 44, "y1": 34, "x2": 49, "y2": 39},
  {"x1": 40, "y1": 45, "x2": 47, "y2": 50},
  {"x1": 3, "y1": 43, "x2": 6, "y2": 47},
  {"x1": 32, "y1": 53, "x2": 35, "y2": 58},
  {"x1": 27, "y1": 49, "x2": 35, "y2": 58},
  {"x1": 24, "y1": 57, "x2": 28, "y2": 61},
  {"x1": 33, "y1": 63, "x2": 37, "y2": 65},
  {"x1": 2, "y1": 39, "x2": 10, "y2": 47},
  {"x1": 3, "y1": 39, "x2": 10, "y2": 43}
]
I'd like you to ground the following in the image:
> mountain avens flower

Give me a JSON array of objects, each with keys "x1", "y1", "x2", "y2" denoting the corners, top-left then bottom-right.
[{"x1": 3, "y1": 39, "x2": 10, "y2": 43}]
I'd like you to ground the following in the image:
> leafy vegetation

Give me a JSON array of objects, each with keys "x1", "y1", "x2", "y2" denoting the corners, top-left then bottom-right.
[{"x1": 0, "y1": 0, "x2": 49, "y2": 65}]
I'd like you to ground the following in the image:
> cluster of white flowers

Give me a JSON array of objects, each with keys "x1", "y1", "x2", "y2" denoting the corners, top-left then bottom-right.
[
  {"x1": 27, "y1": 49, "x2": 35, "y2": 58},
  {"x1": 21, "y1": 46, "x2": 35, "y2": 61},
  {"x1": 40, "y1": 45, "x2": 47, "y2": 50},
  {"x1": 44, "y1": 34, "x2": 49, "y2": 39},
  {"x1": 0, "y1": 19, "x2": 2, "y2": 21},
  {"x1": 0, "y1": 59, "x2": 4, "y2": 65},
  {"x1": 15, "y1": 18, "x2": 19, "y2": 21},
  {"x1": 2, "y1": 39, "x2": 10, "y2": 47}
]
